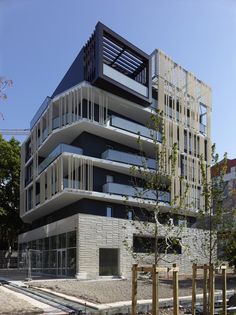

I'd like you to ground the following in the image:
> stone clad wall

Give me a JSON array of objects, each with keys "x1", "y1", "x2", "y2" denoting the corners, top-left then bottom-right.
[{"x1": 77, "y1": 213, "x2": 213, "y2": 279}]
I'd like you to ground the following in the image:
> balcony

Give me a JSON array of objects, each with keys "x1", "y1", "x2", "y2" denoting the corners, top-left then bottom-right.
[
  {"x1": 38, "y1": 144, "x2": 83, "y2": 174},
  {"x1": 101, "y1": 149, "x2": 156, "y2": 169},
  {"x1": 103, "y1": 183, "x2": 170, "y2": 203},
  {"x1": 109, "y1": 116, "x2": 162, "y2": 142},
  {"x1": 103, "y1": 64, "x2": 148, "y2": 97}
]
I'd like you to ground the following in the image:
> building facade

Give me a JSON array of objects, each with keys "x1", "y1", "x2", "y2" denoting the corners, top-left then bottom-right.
[{"x1": 19, "y1": 22, "x2": 212, "y2": 278}]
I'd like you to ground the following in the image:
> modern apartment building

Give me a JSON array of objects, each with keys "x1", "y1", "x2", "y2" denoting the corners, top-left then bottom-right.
[{"x1": 18, "y1": 22, "x2": 212, "y2": 278}]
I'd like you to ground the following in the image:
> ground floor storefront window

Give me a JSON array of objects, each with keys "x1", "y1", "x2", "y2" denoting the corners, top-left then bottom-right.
[{"x1": 18, "y1": 231, "x2": 76, "y2": 277}]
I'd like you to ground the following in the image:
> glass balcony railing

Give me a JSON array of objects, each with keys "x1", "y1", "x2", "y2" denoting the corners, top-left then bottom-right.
[
  {"x1": 63, "y1": 178, "x2": 80, "y2": 189},
  {"x1": 103, "y1": 183, "x2": 170, "y2": 203},
  {"x1": 35, "y1": 194, "x2": 40, "y2": 205},
  {"x1": 52, "y1": 117, "x2": 60, "y2": 130},
  {"x1": 101, "y1": 149, "x2": 157, "y2": 169},
  {"x1": 150, "y1": 98, "x2": 158, "y2": 110},
  {"x1": 52, "y1": 113, "x2": 78, "y2": 130},
  {"x1": 30, "y1": 97, "x2": 51, "y2": 130},
  {"x1": 200, "y1": 123, "x2": 206, "y2": 134},
  {"x1": 103, "y1": 64, "x2": 148, "y2": 97},
  {"x1": 109, "y1": 116, "x2": 162, "y2": 142},
  {"x1": 176, "y1": 111, "x2": 180, "y2": 121},
  {"x1": 38, "y1": 144, "x2": 83, "y2": 174},
  {"x1": 42, "y1": 128, "x2": 48, "y2": 141}
]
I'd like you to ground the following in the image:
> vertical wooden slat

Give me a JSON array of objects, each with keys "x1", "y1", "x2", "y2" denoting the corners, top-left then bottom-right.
[
  {"x1": 203, "y1": 264, "x2": 208, "y2": 315},
  {"x1": 173, "y1": 263, "x2": 179, "y2": 315}
]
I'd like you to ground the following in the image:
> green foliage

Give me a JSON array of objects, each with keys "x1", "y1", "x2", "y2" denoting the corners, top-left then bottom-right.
[
  {"x1": 124, "y1": 109, "x2": 189, "y2": 265},
  {"x1": 0, "y1": 134, "x2": 24, "y2": 249},
  {"x1": 198, "y1": 145, "x2": 231, "y2": 265},
  {"x1": 223, "y1": 230, "x2": 236, "y2": 268}
]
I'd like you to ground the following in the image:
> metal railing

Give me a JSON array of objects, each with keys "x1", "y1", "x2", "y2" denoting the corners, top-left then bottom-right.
[
  {"x1": 38, "y1": 144, "x2": 83, "y2": 174},
  {"x1": 110, "y1": 115, "x2": 162, "y2": 142},
  {"x1": 103, "y1": 182, "x2": 170, "y2": 203}
]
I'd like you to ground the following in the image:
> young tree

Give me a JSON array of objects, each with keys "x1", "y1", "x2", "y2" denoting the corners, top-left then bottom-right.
[
  {"x1": 0, "y1": 77, "x2": 13, "y2": 101},
  {"x1": 123, "y1": 109, "x2": 190, "y2": 266},
  {"x1": 198, "y1": 145, "x2": 229, "y2": 266},
  {"x1": 0, "y1": 134, "x2": 24, "y2": 249}
]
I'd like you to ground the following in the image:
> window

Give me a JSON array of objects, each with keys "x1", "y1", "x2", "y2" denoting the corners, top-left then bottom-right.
[
  {"x1": 199, "y1": 103, "x2": 207, "y2": 134},
  {"x1": 127, "y1": 210, "x2": 133, "y2": 220},
  {"x1": 181, "y1": 155, "x2": 187, "y2": 179},
  {"x1": 106, "y1": 206, "x2": 112, "y2": 217},
  {"x1": 133, "y1": 236, "x2": 182, "y2": 254},
  {"x1": 194, "y1": 135, "x2": 197, "y2": 157},
  {"x1": 184, "y1": 130, "x2": 187, "y2": 153},
  {"x1": 99, "y1": 248, "x2": 119, "y2": 276},
  {"x1": 67, "y1": 231, "x2": 76, "y2": 248},
  {"x1": 189, "y1": 132, "x2": 192, "y2": 154},
  {"x1": 204, "y1": 139, "x2": 208, "y2": 162},
  {"x1": 178, "y1": 220, "x2": 187, "y2": 227}
]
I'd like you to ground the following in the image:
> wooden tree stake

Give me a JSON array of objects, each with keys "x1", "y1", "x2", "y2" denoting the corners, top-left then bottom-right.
[
  {"x1": 192, "y1": 263, "x2": 197, "y2": 315},
  {"x1": 222, "y1": 264, "x2": 227, "y2": 315},
  {"x1": 132, "y1": 264, "x2": 138, "y2": 315},
  {"x1": 203, "y1": 264, "x2": 208, "y2": 315},
  {"x1": 209, "y1": 264, "x2": 215, "y2": 315},
  {"x1": 173, "y1": 263, "x2": 179, "y2": 315}
]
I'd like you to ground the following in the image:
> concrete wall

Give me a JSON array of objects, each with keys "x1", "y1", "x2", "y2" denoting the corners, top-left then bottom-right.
[
  {"x1": 18, "y1": 214, "x2": 78, "y2": 243},
  {"x1": 18, "y1": 213, "x2": 213, "y2": 279}
]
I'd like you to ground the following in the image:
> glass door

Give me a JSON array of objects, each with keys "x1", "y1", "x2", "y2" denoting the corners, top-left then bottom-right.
[{"x1": 57, "y1": 249, "x2": 67, "y2": 276}]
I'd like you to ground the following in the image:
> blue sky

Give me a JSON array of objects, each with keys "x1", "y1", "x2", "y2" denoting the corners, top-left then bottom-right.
[{"x1": 1, "y1": 0, "x2": 236, "y2": 158}]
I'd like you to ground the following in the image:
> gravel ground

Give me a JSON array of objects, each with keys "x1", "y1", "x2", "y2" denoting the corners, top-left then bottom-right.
[
  {"x1": 29, "y1": 275, "x2": 236, "y2": 305},
  {"x1": 0, "y1": 286, "x2": 43, "y2": 315}
]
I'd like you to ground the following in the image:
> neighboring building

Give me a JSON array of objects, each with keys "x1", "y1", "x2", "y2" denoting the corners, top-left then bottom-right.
[
  {"x1": 212, "y1": 158, "x2": 236, "y2": 219},
  {"x1": 18, "y1": 22, "x2": 212, "y2": 278},
  {"x1": 211, "y1": 158, "x2": 236, "y2": 261},
  {"x1": 211, "y1": 159, "x2": 236, "y2": 215}
]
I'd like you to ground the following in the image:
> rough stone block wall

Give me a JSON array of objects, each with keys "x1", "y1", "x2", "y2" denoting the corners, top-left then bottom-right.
[{"x1": 77, "y1": 214, "x2": 213, "y2": 279}]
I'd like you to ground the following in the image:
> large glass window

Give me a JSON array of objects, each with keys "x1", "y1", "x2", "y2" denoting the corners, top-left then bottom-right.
[
  {"x1": 67, "y1": 248, "x2": 76, "y2": 276},
  {"x1": 58, "y1": 233, "x2": 66, "y2": 249},
  {"x1": 50, "y1": 235, "x2": 57, "y2": 249},
  {"x1": 67, "y1": 231, "x2": 76, "y2": 248},
  {"x1": 20, "y1": 231, "x2": 77, "y2": 277}
]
